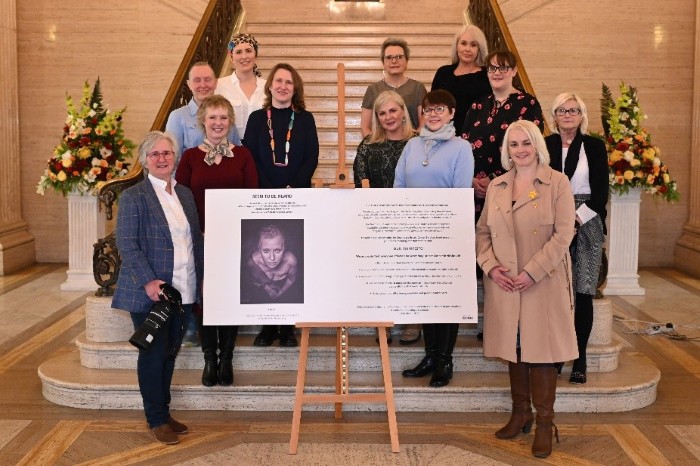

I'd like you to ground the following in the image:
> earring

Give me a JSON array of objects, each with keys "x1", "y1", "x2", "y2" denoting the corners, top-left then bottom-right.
[{"x1": 402, "y1": 117, "x2": 406, "y2": 122}]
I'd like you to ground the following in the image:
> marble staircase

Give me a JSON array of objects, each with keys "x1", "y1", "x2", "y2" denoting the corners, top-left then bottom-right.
[
  {"x1": 245, "y1": 21, "x2": 461, "y2": 184},
  {"x1": 38, "y1": 296, "x2": 660, "y2": 413}
]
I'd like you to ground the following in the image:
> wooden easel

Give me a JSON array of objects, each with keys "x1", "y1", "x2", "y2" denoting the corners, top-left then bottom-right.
[
  {"x1": 289, "y1": 63, "x2": 399, "y2": 455},
  {"x1": 289, "y1": 322, "x2": 399, "y2": 454}
]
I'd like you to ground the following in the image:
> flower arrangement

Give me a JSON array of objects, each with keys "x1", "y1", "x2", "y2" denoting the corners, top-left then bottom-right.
[
  {"x1": 600, "y1": 82, "x2": 679, "y2": 201},
  {"x1": 37, "y1": 78, "x2": 133, "y2": 196}
]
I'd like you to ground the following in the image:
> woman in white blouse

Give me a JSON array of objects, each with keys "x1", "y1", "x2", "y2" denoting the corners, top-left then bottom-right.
[
  {"x1": 216, "y1": 33, "x2": 266, "y2": 142},
  {"x1": 545, "y1": 93, "x2": 609, "y2": 385}
]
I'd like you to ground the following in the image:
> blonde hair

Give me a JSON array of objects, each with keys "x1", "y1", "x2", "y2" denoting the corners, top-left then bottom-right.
[
  {"x1": 368, "y1": 91, "x2": 414, "y2": 144},
  {"x1": 549, "y1": 92, "x2": 589, "y2": 135},
  {"x1": 196, "y1": 95, "x2": 235, "y2": 131},
  {"x1": 500, "y1": 120, "x2": 549, "y2": 170},
  {"x1": 450, "y1": 25, "x2": 488, "y2": 66}
]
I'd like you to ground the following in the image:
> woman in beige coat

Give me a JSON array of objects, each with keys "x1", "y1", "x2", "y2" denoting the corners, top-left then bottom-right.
[{"x1": 475, "y1": 120, "x2": 577, "y2": 459}]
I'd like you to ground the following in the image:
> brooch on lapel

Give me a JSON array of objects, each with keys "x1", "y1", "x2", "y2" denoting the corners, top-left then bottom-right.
[{"x1": 528, "y1": 190, "x2": 538, "y2": 200}]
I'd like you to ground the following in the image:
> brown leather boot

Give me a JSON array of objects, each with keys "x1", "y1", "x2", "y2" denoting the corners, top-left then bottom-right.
[
  {"x1": 530, "y1": 366, "x2": 560, "y2": 458},
  {"x1": 495, "y1": 361, "x2": 534, "y2": 439}
]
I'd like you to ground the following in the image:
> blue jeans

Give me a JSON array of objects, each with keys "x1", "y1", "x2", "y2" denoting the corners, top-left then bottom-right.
[{"x1": 130, "y1": 305, "x2": 187, "y2": 428}]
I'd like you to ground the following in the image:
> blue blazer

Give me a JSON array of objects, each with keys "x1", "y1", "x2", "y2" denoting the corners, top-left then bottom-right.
[{"x1": 112, "y1": 178, "x2": 204, "y2": 313}]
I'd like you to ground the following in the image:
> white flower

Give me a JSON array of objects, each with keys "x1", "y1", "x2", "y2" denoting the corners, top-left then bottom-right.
[
  {"x1": 91, "y1": 158, "x2": 102, "y2": 167},
  {"x1": 623, "y1": 150, "x2": 635, "y2": 162},
  {"x1": 88, "y1": 109, "x2": 96, "y2": 117},
  {"x1": 630, "y1": 119, "x2": 637, "y2": 126},
  {"x1": 620, "y1": 112, "x2": 629, "y2": 120},
  {"x1": 99, "y1": 147, "x2": 112, "y2": 158},
  {"x1": 653, "y1": 157, "x2": 661, "y2": 167}
]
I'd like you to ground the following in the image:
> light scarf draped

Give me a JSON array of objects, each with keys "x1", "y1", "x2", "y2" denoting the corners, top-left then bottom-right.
[
  {"x1": 202, "y1": 138, "x2": 233, "y2": 166},
  {"x1": 419, "y1": 121, "x2": 456, "y2": 153}
]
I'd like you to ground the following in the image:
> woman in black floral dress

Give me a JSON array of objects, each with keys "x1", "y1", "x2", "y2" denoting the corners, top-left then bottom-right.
[{"x1": 461, "y1": 50, "x2": 544, "y2": 222}]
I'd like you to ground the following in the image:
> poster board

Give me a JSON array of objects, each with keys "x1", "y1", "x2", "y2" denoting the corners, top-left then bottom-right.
[{"x1": 204, "y1": 188, "x2": 477, "y2": 325}]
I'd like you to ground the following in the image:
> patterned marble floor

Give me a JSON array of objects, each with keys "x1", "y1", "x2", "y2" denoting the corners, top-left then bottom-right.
[{"x1": 1, "y1": 265, "x2": 699, "y2": 465}]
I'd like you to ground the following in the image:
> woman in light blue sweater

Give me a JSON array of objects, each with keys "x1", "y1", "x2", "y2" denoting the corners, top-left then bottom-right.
[{"x1": 394, "y1": 89, "x2": 474, "y2": 387}]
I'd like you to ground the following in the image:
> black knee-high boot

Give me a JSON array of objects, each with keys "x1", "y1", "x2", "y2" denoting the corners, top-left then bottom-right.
[
  {"x1": 402, "y1": 324, "x2": 437, "y2": 377},
  {"x1": 571, "y1": 292, "x2": 593, "y2": 383},
  {"x1": 200, "y1": 322, "x2": 219, "y2": 387},
  {"x1": 217, "y1": 325, "x2": 238, "y2": 386},
  {"x1": 429, "y1": 323, "x2": 459, "y2": 387}
]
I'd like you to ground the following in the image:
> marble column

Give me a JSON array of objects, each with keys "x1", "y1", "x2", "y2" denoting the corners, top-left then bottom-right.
[
  {"x1": 674, "y1": 3, "x2": 700, "y2": 278},
  {"x1": 604, "y1": 188, "x2": 645, "y2": 296},
  {"x1": 0, "y1": 0, "x2": 35, "y2": 275}
]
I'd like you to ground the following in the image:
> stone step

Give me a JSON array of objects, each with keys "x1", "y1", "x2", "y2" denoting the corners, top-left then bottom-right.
[
  {"x1": 247, "y1": 22, "x2": 460, "y2": 36},
  {"x1": 257, "y1": 45, "x2": 453, "y2": 59},
  {"x1": 76, "y1": 331, "x2": 622, "y2": 373},
  {"x1": 38, "y1": 350, "x2": 659, "y2": 413},
  {"x1": 255, "y1": 57, "x2": 443, "y2": 73}
]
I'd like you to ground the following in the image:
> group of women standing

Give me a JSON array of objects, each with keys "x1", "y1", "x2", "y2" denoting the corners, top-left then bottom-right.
[
  {"x1": 352, "y1": 25, "x2": 608, "y2": 458},
  {"x1": 112, "y1": 33, "x2": 318, "y2": 444},
  {"x1": 112, "y1": 26, "x2": 607, "y2": 457}
]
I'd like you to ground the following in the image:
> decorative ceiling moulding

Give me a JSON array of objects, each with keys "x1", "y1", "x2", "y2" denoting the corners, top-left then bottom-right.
[{"x1": 330, "y1": 0, "x2": 385, "y2": 21}]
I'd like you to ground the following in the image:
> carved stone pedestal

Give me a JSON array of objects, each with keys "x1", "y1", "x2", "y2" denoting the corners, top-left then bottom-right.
[
  {"x1": 61, "y1": 192, "x2": 104, "y2": 292},
  {"x1": 604, "y1": 188, "x2": 645, "y2": 296}
]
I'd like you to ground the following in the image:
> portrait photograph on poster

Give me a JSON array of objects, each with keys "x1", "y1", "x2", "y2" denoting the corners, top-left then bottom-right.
[{"x1": 240, "y1": 219, "x2": 305, "y2": 305}]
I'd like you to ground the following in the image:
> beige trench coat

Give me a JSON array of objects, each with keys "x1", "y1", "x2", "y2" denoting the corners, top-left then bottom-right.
[{"x1": 475, "y1": 164, "x2": 577, "y2": 363}]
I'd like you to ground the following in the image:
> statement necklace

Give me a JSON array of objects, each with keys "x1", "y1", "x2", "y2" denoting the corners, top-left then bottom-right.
[{"x1": 267, "y1": 107, "x2": 294, "y2": 167}]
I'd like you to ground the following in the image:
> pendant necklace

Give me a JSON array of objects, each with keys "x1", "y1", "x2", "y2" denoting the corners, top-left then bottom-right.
[
  {"x1": 267, "y1": 107, "x2": 294, "y2": 167},
  {"x1": 422, "y1": 140, "x2": 444, "y2": 167}
]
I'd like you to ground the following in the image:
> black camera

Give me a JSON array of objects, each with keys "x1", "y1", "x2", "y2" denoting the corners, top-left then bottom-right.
[{"x1": 129, "y1": 283, "x2": 183, "y2": 351}]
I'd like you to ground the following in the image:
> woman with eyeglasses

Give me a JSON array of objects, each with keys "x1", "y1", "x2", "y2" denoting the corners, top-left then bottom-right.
[
  {"x1": 175, "y1": 94, "x2": 258, "y2": 388},
  {"x1": 244, "y1": 62, "x2": 319, "y2": 348},
  {"x1": 545, "y1": 93, "x2": 609, "y2": 385},
  {"x1": 430, "y1": 25, "x2": 491, "y2": 133},
  {"x1": 395, "y1": 89, "x2": 474, "y2": 387},
  {"x1": 113, "y1": 131, "x2": 204, "y2": 445},
  {"x1": 360, "y1": 37, "x2": 427, "y2": 137},
  {"x1": 461, "y1": 50, "x2": 544, "y2": 225}
]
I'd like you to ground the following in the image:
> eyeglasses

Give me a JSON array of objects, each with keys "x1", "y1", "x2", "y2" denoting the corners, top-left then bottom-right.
[
  {"x1": 554, "y1": 107, "x2": 582, "y2": 116},
  {"x1": 487, "y1": 65, "x2": 512, "y2": 74},
  {"x1": 422, "y1": 106, "x2": 448, "y2": 115},
  {"x1": 383, "y1": 54, "x2": 405, "y2": 62},
  {"x1": 146, "y1": 150, "x2": 175, "y2": 161}
]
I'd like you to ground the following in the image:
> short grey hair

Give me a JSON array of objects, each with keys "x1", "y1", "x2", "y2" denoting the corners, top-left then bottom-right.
[
  {"x1": 138, "y1": 131, "x2": 179, "y2": 173},
  {"x1": 549, "y1": 92, "x2": 589, "y2": 135},
  {"x1": 450, "y1": 25, "x2": 488, "y2": 67},
  {"x1": 381, "y1": 37, "x2": 410, "y2": 61},
  {"x1": 500, "y1": 120, "x2": 549, "y2": 170}
]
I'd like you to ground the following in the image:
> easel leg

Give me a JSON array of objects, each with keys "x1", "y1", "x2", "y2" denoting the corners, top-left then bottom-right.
[
  {"x1": 335, "y1": 326, "x2": 344, "y2": 419},
  {"x1": 290, "y1": 327, "x2": 310, "y2": 454},
  {"x1": 378, "y1": 326, "x2": 400, "y2": 453}
]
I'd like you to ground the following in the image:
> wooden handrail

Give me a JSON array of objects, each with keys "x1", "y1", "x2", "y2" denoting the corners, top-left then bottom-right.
[{"x1": 98, "y1": 0, "x2": 244, "y2": 220}]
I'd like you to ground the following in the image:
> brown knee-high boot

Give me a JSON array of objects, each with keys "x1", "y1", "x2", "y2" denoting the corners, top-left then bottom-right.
[
  {"x1": 530, "y1": 366, "x2": 560, "y2": 458},
  {"x1": 495, "y1": 360, "x2": 534, "y2": 439}
]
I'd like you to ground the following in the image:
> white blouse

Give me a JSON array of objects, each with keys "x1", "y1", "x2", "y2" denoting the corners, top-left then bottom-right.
[
  {"x1": 562, "y1": 146, "x2": 597, "y2": 225},
  {"x1": 216, "y1": 73, "x2": 266, "y2": 139}
]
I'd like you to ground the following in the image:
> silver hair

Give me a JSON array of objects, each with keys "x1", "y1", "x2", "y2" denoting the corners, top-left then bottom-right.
[
  {"x1": 137, "y1": 131, "x2": 179, "y2": 174},
  {"x1": 549, "y1": 92, "x2": 589, "y2": 135},
  {"x1": 450, "y1": 25, "x2": 488, "y2": 67}
]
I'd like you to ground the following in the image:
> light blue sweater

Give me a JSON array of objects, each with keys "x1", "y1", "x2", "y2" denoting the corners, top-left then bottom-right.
[{"x1": 394, "y1": 136, "x2": 474, "y2": 188}]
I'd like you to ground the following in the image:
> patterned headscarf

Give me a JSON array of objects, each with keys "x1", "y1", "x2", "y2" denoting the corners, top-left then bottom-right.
[{"x1": 228, "y1": 33, "x2": 262, "y2": 77}]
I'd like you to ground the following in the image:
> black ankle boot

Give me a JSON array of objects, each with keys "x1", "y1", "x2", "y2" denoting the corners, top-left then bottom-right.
[
  {"x1": 402, "y1": 354, "x2": 436, "y2": 377},
  {"x1": 217, "y1": 326, "x2": 237, "y2": 386},
  {"x1": 429, "y1": 355, "x2": 453, "y2": 387},
  {"x1": 202, "y1": 350, "x2": 218, "y2": 387},
  {"x1": 218, "y1": 357, "x2": 233, "y2": 386}
]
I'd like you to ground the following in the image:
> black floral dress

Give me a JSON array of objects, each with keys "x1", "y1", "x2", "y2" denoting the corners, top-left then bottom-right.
[
  {"x1": 353, "y1": 137, "x2": 410, "y2": 188},
  {"x1": 461, "y1": 91, "x2": 544, "y2": 219}
]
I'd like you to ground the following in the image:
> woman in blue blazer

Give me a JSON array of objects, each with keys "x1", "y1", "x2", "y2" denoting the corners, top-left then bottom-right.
[{"x1": 112, "y1": 131, "x2": 204, "y2": 445}]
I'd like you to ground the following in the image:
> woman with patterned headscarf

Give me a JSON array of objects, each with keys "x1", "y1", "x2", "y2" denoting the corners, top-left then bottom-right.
[{"x1": 216, "y1": 33, "x2": 266, "y2": 142}]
